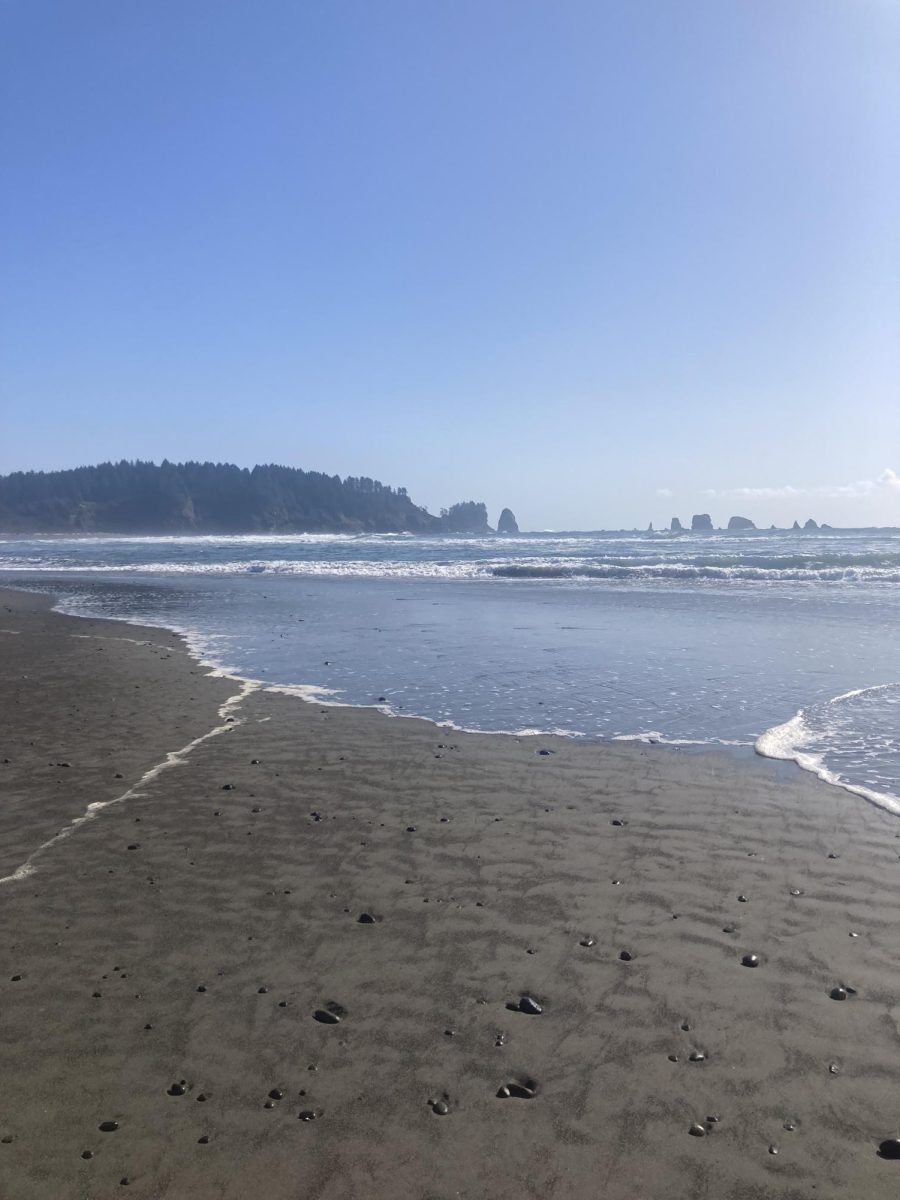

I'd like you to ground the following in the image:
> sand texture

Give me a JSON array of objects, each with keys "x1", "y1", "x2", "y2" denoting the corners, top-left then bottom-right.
[{"x1": 2, "y1": 588, "x2": 900, "y2": 1199}]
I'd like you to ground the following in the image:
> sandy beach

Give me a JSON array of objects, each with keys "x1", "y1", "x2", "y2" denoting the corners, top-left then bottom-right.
[{"x1": 2, "y1": 586, "x2": 900, "y2": 1199}]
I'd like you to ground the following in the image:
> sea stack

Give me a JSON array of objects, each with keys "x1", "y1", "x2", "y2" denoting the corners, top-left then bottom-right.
[
  {"x1": 727, "y1": 516, "x2": 755, "y2": 530},
  {"x1": 691, "y1": 514, "x2": 713, "y2": 531},
  {"x1": 497, "y1": 508, "x2": 519, "y2": 535},
  {"x1": 670, "y1": 517, "x2": 683, "y2": 532},
  {"x1": 803, "y1": 518, "x2": 819, "y2": 531},
  {"x1": 792, "y1": 520, "x2": 801, "y2": 530}
]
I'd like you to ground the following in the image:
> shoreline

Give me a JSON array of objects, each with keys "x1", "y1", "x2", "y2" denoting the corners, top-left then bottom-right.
[
  {"x1": 3, "y1": 586, "x2": 900, "y2": 1197},
  {"x1": 8, "y1": 577, "x2": 897, "y2": 822}
]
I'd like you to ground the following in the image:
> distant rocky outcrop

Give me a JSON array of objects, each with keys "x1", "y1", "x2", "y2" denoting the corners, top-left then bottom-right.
[
  {"x1": 497, "y1": 507, "x2": 519, "y2": 535},
  {"x1": 803, "y1": 518, "x2": 819, "y2": 531},
  {"x1": 439, "y1": 501, "x2": 491, "y2": 534},
  {"x1": 727, "y1": 516, "x2": 755, "y2": 530},
  {"x1": 691, "y1": 513, "x2": 713, "y2": 531},
  {"x1": 792, "y1": 520, "x2": 801, "y2": 531},
  {"x1": 670, "y1": 517, "x2": 683, "y2": 532}
]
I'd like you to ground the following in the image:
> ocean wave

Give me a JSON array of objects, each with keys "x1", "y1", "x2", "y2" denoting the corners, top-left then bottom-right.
[
  {"x1": 756, "y1": 684, "x2": 900, "y2": 815},
  {"x1": 492, "y1": 563, "x2": 900, "y2": 582}
]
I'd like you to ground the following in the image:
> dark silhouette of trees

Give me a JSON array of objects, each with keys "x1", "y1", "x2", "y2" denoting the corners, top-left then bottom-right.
[{"x1": 0, "y1": 460, "x2": 444, "y2": 534}]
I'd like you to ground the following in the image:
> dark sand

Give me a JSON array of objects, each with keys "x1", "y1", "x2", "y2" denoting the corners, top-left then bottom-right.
[{"x1": 2, "y1": 587, "x2": 900, "y2": 1199}]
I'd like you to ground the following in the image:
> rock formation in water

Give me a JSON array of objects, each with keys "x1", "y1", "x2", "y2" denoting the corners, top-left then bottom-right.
[
  {"x1": 691, "y1": 513, "x2": 713, "y2": 531},
  {"x1": 497, "y1": 508, "x2": 519, "y2": 535},
  {"x1": 670, "y1": 517, "x2": 683, "y2": 532},
  {"x1": 439, "y1": 501, "x2": 491, "y2": 534},
  {"x1": 792, "y1": 520, "x2": 801, "y2": 530},
  {"x1": 803, "y1": 518, "x2": 819, "y2": 531},
  {"x1": 727, "y1": 516, "x2": 755, "y2": 530}
]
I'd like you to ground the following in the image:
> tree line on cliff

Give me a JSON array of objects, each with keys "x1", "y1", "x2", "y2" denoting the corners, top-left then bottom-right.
[{"x1": 0, "y1": 460, "x2": 497, "y2": 535}]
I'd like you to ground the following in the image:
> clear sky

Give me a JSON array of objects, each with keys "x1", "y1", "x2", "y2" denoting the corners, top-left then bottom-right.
[{"x1": 2, "y1": 0, "x2": 898, "y2": 529}]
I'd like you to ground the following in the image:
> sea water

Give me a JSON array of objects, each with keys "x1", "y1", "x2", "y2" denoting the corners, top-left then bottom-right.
[{"x1": 2, "y1": 528, "x2": 899, "y2": 811}]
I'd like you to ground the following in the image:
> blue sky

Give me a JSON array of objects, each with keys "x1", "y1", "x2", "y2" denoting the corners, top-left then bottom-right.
[{"x1": 2, "y1": 0, "x2": 898, "y2": 529}]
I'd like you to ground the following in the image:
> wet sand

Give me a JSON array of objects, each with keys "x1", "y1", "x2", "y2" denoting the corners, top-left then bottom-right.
[{"x1": 2, "y1": 586, "x2": 900, "y2": 1198}]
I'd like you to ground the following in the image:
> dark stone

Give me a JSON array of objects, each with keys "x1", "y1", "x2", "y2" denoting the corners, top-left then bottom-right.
[
  {"x1": 619, "y1": 950, "x2": 634, "y2": 962},
  {"x1": 831, "y1": 986, "x2": 848, "y2": 1001},
  {"x1": 737, "y1": 894, "x2": 748, "y2": 903},
  {"x1": 878, "y1": 1139, "x2": 900, "y2": 1159},
  {"x1": 536, "y1": 749, "x2": 553, "y2": 756},
  {"x1": 431, "y1": 1099, "x2": 450, "y2": 1115},
  {"x1": 689, "y1": 1124, "x2": 706, "y2": 1137},
  {"x1": 10, "y1": 975, "x2": 21, "y2": 982},
  {"x1": 98, "y1": 1121, "x2": 119, "y2": 1132},
  {"x1": 741, "y1": 954, "x2": 760, "y2": 968},
  {"x1": 298, "y1": 1109, "x2": 321, "y2": 1120},
  {"x1": 377, "y1": 696, "x2": 387, "y2": 703},
  {"x1": 221, "y1": 783, "x2": 234, "y2": 791},
  {"x1": 197, "y1": 1094, "x2": 207, "y2": 1102},
  {"x1": 611, "y1": 818, "x2": 627, "y2": 826},
  {"x1": 196, "y1": 985, "x2": 207, "y2": 993},
  {"x1": 518, "y1": 995, "x2": 542, "y2": 1015},
  {"x1": 496, "y1": 1081, "x2": 536, "y2": 1099},
  {"x1": 406, "y1": 826, "x2": 417, "y2": 833},
  {"x1": 580, "y1": 936, "x2": 596, "y2": 947},
  {"x1": 689, "y1": 1052, "x2": 705, "y2": 1062},
  {"x1": 357, "y1": 912, "x2": 379, "y2": 924},
  {"x1": 81, "y1": 1150, "x2": 94, "y2": 1159},
  {"x1": 497, "y1": 508, "x2": 519, "y2": 535},
  {"x1": 198, "y1": 1135, "x2": 210, "y2": 1144},
  {"x1": 790, "y1": 888, "x2": 803, "y2": 896},
  {"x1": 268, "y1": 1088, "x2": 284, "y2": 1100},
  {"x1": 167, "y1": 1083, "x2": 186, "y2": 1096},
  {"x1": 250, "y1": 759, "x2": 261, "y2": 764},
  {"x1": 313, "y1": 1002, "x2": 345, "y2": 1024},
  {"x1": 722, "y1": 925, "x2": 737, "y2": 933}
]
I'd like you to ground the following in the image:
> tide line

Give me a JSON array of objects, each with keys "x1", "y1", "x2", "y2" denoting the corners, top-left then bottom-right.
[{"x1": 0, "y1": 679, "x2": 259, "y2": 886}]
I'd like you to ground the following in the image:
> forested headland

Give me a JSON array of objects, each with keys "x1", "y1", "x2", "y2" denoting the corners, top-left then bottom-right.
[{"x1": 0, "y1": 461, "x2": 495, "y2": 535}]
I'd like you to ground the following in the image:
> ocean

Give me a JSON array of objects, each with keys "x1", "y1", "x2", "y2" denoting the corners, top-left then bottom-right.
[{"x1": 3, "y1": 528, "x2": 900, "y2": 813}]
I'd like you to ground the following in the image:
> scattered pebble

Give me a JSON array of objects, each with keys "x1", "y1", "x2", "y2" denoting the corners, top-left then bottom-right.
[
  {"x1": 768, "y1": 1145, "x2": 779, "y2": 1155},
  {"x1": 268, "y1": 1088, "x2": 284, "y2": 1100},
  {"x1": 81, "y1": 1150, "x2": 94, "y2": 1159},
  {"x1": 579, "y1": 936, "x2": 596, "y2": 948},
  {"x1": 517, "y1": 995, "x2": 542, "y2": 1015},
  {"x1": 167, "y1": 1083, "x2": 186, "y2": 1096},
  {"x1": 689, "y1": 1052, "x2": 706, "y2": 1063},
  {"x1": 298, "y1": 1109, "x2": 321, "y2": 1121},
  {"x1": 98, "y1": 1121, "x2": 119, "y2": 1132},
  {"x1": 789, "y1": 888, "x2": 803, "y2": 896},
  {"x1": 830, "y1": 986, "x2": 848, "y2": 1001},
  {"x1": 737, "y1": 894, "x2": 749, "y2": 903},
  {"x1": 878, "y1": 1138, "x2": 900, "y2": 1159},
  {"x1": 196, "y1": 985, "x2": 207, "y2": 993},
  {"x1": 689, "y1": 1124, "x2": 706, "y2": 1137},
  {"x1": 198, "y1": 1135, "x2": 210, "y2": 1144},
  {"x1": 610, "y1": 818, "x2": 626, "y2": 827},
  {"x1": 741, "y1": 953, "x2": 760, "y2": 968},
  {"x1": 619, "y1": 950, "x2": 634, "y2": 962},
  {"x1": 722, "y1": 925, "x2": 737, "y2": 934},
  {"x1": 357, "y1": 913, "x2": 379, "y2": 924},
  {"x1": 496, "y1": 1081, "x2": 537, "y2": 1099}
]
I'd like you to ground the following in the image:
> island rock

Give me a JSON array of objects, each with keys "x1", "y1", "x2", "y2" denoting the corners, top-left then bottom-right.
[
  {"x1": 727, "y1": 516, "x2": 755, "y2": 530},
  {"x1": 670, "y1": 517, "x2": 683, "y2": 531},
  {"x1": 803, "y1": 518, "x2": 819, "y2": 531},
  {"x1": 497, "y1": 508, "x2": 519, "y2": 535},
  {"x1": 691, "y1": 513, "x2": 713, "y2": 531}
]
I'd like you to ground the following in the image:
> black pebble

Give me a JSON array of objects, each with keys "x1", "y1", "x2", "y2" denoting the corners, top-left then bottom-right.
[
  {"x1": 313, "y1": 1008, "x2": 341, "y2": 1025},
  {"x1": 722, "y1": 925, "x2": 737, "y2": 933},
  {"x1": 517, "y1": 995, "x2": 542, "y2": 1015},
  {"x1": 221, "y1": 784, "x2": 234, "y2": 791},
  {"x1": 831, "y1": 986, "x2": 848, "y2": 1001},
  {"x1": 81, "y1": 1150, "x2": 94, "y2": 1159},
  {"x1": 741, "y1": 954, "x2": 760, "y2": 968},
  {"x1": 406, "y1": 826, "x2": 417, "y2": 832},
  {"x1": 196, "y1": 985, "x2": 207, "y2": 993},
  {"x1": 619, "y1": 950, "x2": 634, "y2": 962},
  {"x1": 268, "y1": 1088, "x2": 284, "y2": 1100},
  {"x1": 611, "y1": 818, "x2": 626, "y2": 826},
  {"x1": 357, "y1": 912, "x2": 378, "y2": 924},
  {"x1": 689, "y1": 1052, "x2": 706, "y2": 1063},
  {"x1": 496, "y1": 1081, "x2": 536, "y2": 1099},
  {"x1": 258, "y1": 986, "x2": 268, "y2": 994},
  {"x1": 537, "y1": 749, "x2": 553, "y2": 756},
  {"x1": 580, "y1": 936, "x2": 596, "y2": 947},
  {"x1": 198, "y1": 1135, "x2": 210, "y2": 1144},
  {"x1": 98, "y1": 1121, "x2": 119, "y2": 1132},
  {"x1": 689, "y1": 1124, "x2": 706, "y2": 1137},
  {"x1": 431, "y1": 1100, "x2": 450, "y2": 1115},
  {"x1": 167, "y1": 1083, "x2": 186, "y2": 1096},
  {"x1": 878, "y1": 1139, "x2": 900, "y2": 1159},
  {"x1": 737, "y1": 894, "x2": 748, "y2": 903},
  {"x1": 298, "y1": 1109, "x2": 320, "y2": 1120}
]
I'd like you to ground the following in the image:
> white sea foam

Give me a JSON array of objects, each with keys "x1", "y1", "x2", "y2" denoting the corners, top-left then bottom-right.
[
  {"x1": 755, "y1": 685, "x2": 900, "y2": 816},
  {"x1": 0, "y1": 678, "x2": 260, "y2": 885}
]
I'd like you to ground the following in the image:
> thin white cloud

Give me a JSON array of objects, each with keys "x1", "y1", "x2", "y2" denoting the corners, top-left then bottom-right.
[
  {"x1": 705, "y1": 469, "x2": 900, "y2": 502},
  {"x1": 656, "y1": 487, "x2": 673, "y2": 497}
]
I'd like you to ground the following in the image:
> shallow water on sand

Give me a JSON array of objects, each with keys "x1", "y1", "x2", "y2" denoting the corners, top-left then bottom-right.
[{"x1": 3, "y1": 528, "x2": 900, "y2": 811}]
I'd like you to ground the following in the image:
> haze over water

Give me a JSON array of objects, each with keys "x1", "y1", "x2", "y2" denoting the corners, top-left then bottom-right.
[{"x1": 3, "y1": 527, "x2": 900, "y2": 812}]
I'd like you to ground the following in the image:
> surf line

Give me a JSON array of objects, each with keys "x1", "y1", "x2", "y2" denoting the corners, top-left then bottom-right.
[{"x1": 0, "y1": 679, "x2": 259, "y2": 886}]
